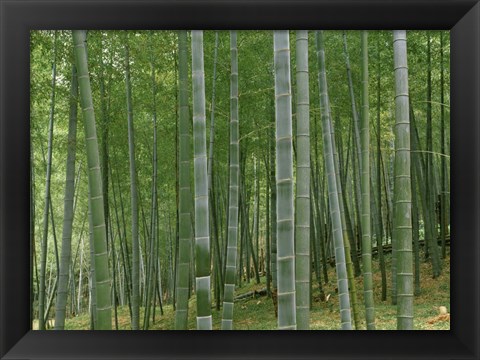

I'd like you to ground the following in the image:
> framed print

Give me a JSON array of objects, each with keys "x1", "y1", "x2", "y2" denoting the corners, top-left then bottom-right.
[{"x1": 1, "y1": 0, "x2": 479, "y2": 359}]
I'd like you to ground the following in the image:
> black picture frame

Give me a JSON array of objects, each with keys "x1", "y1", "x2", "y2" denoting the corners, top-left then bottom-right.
[{"x1": 1, "y1": 0, "x2": 478, "y2": 359}]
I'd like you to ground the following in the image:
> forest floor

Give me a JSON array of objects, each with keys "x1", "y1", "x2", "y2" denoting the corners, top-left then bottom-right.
[{"x1": 64, "y1": 250, "x2": 450, "y2": 330}]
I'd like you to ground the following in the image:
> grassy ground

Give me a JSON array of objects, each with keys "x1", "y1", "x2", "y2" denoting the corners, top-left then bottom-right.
[{"x1": 62, "y1": 251, "x2": 450, "y2": 330}]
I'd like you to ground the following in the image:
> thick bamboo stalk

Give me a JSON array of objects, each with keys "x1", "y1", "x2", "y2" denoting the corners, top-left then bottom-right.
[
  {"x1": 294, "y1": 30, "x2": 310, "y2": 330},
  {"x1": 274, "y1": 30, "x2": 296, "y2": 330},
  {"x1": 392, "y1": 30, "x2": 414, "y2": 330},
  {"x1": 191, "y1": 30, "x2": 212, "y2": 330},
  {"x1": 73, "y1": 30, "x2": 111, "y2": 330},
  {"x1": 174, "y1": 30, "x2": 193, "y2": 330}
]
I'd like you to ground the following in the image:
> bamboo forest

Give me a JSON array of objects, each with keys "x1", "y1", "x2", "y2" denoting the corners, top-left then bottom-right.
[{"x1": 30, "y1": 30, "x2": 450, "y2": 331}]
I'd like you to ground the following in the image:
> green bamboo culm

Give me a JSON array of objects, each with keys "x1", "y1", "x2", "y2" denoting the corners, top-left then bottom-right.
[
  {"x1": 328, "y1": 37, "x2": 360, "y2": 329},
  {"x1": 342, "y1": 32, "x2": 363, "y2": 216},
  {"x1": 174, "y1": 30, "x2": 193, "y2": 330},
  {"x1": 72, "y1": 30, "x2": 112, "y2": 330},
  {"x1": 54, "y1": 63, "x2": 78, "y2": 330},
  {"x1": 392, "y1": 30, "x2": 414, "y2": 330},
  {"x1": 343, "y1": 31, "x2": 362, "y2": 171},
  {"x1": 331, "y1": 120, "x2": 359, "y2": 329},
  {"x1": 191, "y1": 30, "x2": 212, "y2": 330},
  {"x1": 221, "y1": 30, "x2": 240, "y2": 330},
  {"x1": 270, "y1": 109, "x2": 278, "y2": 293},
  {"x1": 143, "y1": 32, "x2": 159, "y2": 330},
  {"x1": 294, "y1": 30, "x2": 310, "y2": 330},
  {"x1": 208, "y1": 31, "x2": 224, "y2": 309},
  {"x1": 38, "y1": 30, "x2": 57, "y2": 331},
  {"x1": 360, "y1": 30, "x2": 376, "y2": 330},
  {"x1": 124, "y1": 32, "x2": 140, "y2": 330},
  {"x1": 439, "y1": 32, "x2": 448, "y2": 259},
  {"x1": 328, "y1": 56, "x2": 360, "y2": 327},
  {"x1": 273, "y1": 30, "x2": 296, "y2": 330},
  {"x1": 425, "y1": 33, "x2": 442, "y2": 278},
  {"x1": 315, "y1": 30, "x2": 352, "y2": 330},
  {"x1": 87, "y1": 197, "x2": 97, "y2": 329},
  {"x1": 375, "y1": 35, "x2": 388, "y2": 302}
]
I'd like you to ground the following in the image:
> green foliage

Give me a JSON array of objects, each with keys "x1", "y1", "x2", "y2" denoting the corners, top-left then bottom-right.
[{"x1": 30, "y1": 30, "x2": 450, "y2": 330}]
